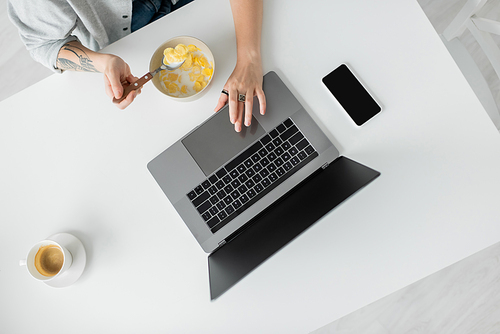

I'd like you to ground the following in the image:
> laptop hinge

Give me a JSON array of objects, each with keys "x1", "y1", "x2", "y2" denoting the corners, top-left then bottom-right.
[{"x1": 216, "y1": 160, "x2": 332, "y2": 249}]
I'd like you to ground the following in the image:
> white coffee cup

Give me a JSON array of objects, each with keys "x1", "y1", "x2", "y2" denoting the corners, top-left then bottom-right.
[{"x1": 19, "y1": 239, "x2": 73, "y2": 281}]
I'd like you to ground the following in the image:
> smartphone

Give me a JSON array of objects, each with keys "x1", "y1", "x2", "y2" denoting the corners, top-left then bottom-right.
[{"x1": 322, "y1": 64, "x2": 381, "y2": 126}]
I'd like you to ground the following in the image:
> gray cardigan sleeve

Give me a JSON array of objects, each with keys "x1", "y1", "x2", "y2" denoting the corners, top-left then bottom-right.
[{"x1": 7, "y1": 0, "x2": 80, "y2": 73}]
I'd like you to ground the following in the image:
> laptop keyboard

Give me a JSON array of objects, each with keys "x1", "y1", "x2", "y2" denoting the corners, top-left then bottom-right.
[{"x1": 186, "y1": 118, "x2": 318, "y2": 233}]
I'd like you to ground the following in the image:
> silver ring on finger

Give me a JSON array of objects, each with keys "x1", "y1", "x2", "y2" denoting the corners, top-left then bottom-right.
[{"x1": 238, "y1": 93, "x2": 246, "y2": 103}]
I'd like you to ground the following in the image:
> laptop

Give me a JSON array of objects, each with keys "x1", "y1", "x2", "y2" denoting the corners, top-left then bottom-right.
[{"x1": 148, "y1": 71, "x2": 380, "y2": 298}]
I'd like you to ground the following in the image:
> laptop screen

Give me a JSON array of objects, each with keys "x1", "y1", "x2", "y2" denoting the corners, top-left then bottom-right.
[{"x1": 182, "y1": 108, "x2": 266, "y2": 176}]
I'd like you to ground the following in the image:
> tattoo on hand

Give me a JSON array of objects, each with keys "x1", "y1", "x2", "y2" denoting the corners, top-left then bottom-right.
[{"x1": 56, "y1": 43, "x2": 98, "y2": 72}]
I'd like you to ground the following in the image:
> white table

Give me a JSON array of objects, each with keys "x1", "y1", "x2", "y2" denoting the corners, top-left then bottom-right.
[{"x1": 2, "y1": 0, "x2": 500, "y2": 333}]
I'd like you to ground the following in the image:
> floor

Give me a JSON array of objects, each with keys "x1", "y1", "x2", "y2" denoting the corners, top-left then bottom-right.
[{"x1": 2, "y1": 1, "x2": 500, "y2": 333}]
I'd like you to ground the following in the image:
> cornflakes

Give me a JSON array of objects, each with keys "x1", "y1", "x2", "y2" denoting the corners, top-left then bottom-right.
[
  {"x1": 194, "y1": 81, "x2": 202, "y2": 92},
  {"x1": 160, "y1": 43, "x2": 214, "y2": 98},
  {"x1": 163, "y1": 44, "x2": 189, "y2": 65},
  {"x1": 167, "y1": 73, "x2": 178, "y2": 82},
  {"x1": 188, "y1": 44, "x2": 199, "y2": 52},
  {"x1": 202, "y1": 68, "x2": 213, "y2": 77}
]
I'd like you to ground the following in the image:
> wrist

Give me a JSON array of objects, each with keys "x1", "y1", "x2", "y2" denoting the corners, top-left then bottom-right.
[
  {"x1": 236, "y1": 48, "x2": 261, "y2": 66},
  {"x1": 95, "y1": 53, "x2": 120, "y2": 73}
]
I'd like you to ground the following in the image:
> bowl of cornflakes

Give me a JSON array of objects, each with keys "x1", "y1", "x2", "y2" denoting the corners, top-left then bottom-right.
[{"x1": 150, "y1": 36, "x2": 215, "y2": 101}]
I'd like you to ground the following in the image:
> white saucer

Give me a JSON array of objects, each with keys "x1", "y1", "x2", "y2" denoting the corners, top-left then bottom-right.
[{"x1": 44, "y1": 233, "x2": 86, "y2": 288}]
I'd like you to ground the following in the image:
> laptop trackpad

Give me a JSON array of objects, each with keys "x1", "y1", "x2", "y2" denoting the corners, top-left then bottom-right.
[{"x1": 182, "y1": 109, "x2": 266, "y2": 176}]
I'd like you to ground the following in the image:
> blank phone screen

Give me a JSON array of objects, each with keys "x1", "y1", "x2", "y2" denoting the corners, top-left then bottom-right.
[{"x1": 322, "y1": 64, "x2": 381, "y2": 126}]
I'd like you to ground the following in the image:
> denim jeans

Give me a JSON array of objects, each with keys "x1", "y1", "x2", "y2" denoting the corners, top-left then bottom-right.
[{"x1": 131, "y1": 0, "x2": 195, "y2": 32}]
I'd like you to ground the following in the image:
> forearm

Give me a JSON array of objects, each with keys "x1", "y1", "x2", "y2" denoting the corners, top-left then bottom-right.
[
  {"x1": 229, "y1": 0, "x2": 263, "y2": 65},
  {"x1": 56, "y1": 41, "x2": 114, "y2": 73},
  {"x1": 56, "y1": 40, "x2": 136, "y2": 107}
]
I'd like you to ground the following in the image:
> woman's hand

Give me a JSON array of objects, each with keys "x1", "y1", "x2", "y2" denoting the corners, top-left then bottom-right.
[
  {"x1": 215, "y1": 0, "x2": 265, "y2": 132},
  {"x1": 57, "y1": 42, "x2": 141, "y2": 109},
  {"x1": 103, "y1": 55, "x2": 141, "y2": 109},
  {"x1": 215, "y1": 55, "x2": 266, "y2": 132}
]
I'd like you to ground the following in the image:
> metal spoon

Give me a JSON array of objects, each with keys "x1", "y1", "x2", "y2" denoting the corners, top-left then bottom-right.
[{"x1": 113, "y1": 58, "x2": 185, "y2": 104}]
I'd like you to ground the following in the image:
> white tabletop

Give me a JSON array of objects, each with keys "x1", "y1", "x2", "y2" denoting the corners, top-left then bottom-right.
[{"x1": 2, "y1": 0, "x2": 500, "y2": 333}]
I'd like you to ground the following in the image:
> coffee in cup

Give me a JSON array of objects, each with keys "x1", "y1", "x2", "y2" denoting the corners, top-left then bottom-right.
[
  {"x1": 34, "y1": 244, "x2": 64, "y2": 277},
  {"x1": 20, "y1": 239, "x2": 73, "y2": 282}
]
